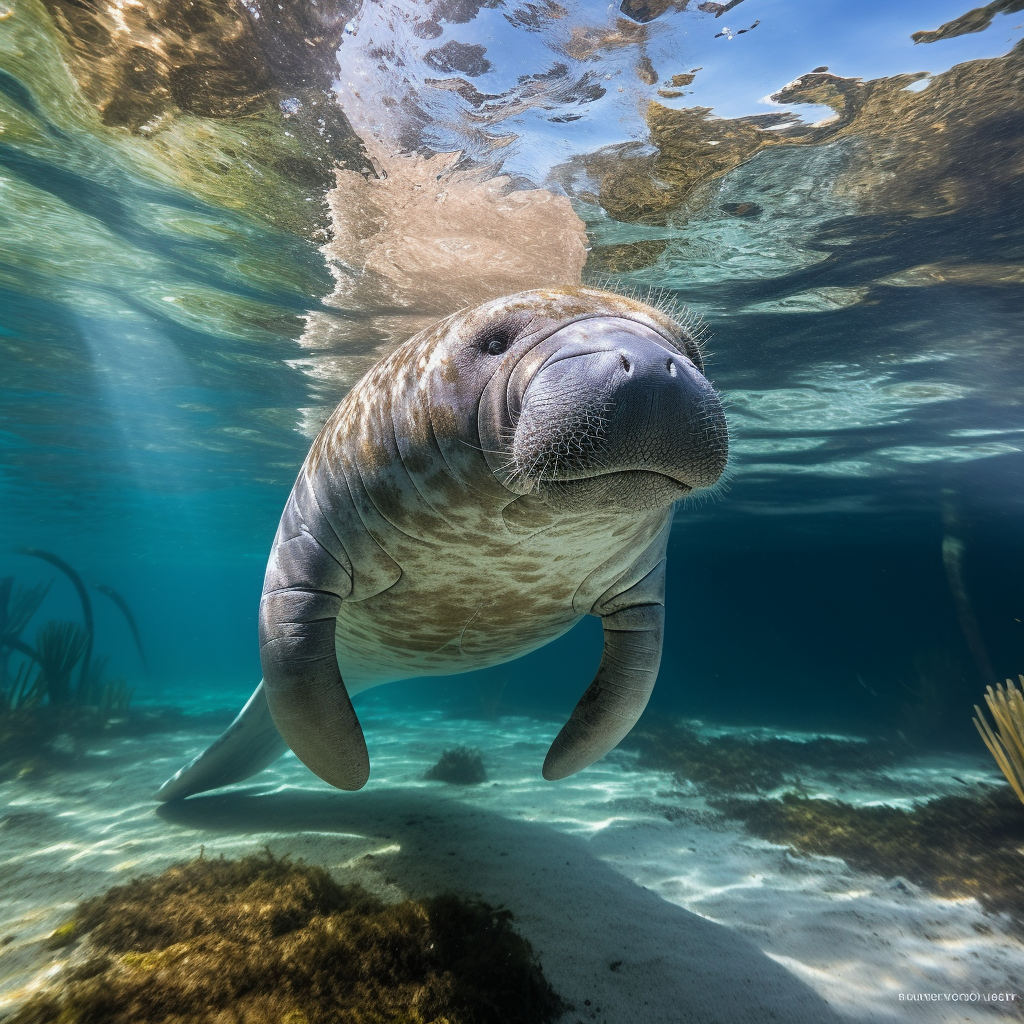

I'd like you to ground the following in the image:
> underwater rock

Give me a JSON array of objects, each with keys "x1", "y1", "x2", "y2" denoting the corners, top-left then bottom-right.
[
  {"x1": 570, "y1": 102, "x2": 781, "y2": 228},
  {"x1": 767, "y1": 44, "x2": 1024, "y2": 220},
  {"x1": 877, "y1": 261, "x2": 1024, "y2": 288},
  {"x1": 40, "y1": 0, "x2": 357, "y2": 122},
  {"x1": 717, "y1": 789, "x2": 1024, "y2": 929},
  {"x1": 424, "y1": 746, "x2": 488, "y2": 784},
  {"x1": 12, "y1": 851, "x2": 565, "y2": 1024}
]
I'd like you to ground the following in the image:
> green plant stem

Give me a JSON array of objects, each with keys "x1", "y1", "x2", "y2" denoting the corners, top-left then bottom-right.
[
  {"x1": 18, "y1": 548, "x2": 93, "y2": 696},
  {"x1": 2, "y1": 634, "x2": 41, "y2": 665},
  {"x1": 95, "y1": 583, "x2": 148, "y2": 673}
]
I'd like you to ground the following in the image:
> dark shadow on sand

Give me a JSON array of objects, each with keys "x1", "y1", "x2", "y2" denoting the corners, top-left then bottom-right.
[{"x1": 159, "y1": 788, "x2": 849, "y2": 1024}]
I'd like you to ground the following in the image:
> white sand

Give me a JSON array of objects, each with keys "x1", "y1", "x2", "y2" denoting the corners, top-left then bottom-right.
[{"x1": 1, "y1": 708, "x2": 1021, "y2": 1023}]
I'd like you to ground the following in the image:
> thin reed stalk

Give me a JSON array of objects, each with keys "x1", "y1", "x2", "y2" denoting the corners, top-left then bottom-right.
[{"x1": 974, "y1": 675, "x2": 1024, "y2": 806}]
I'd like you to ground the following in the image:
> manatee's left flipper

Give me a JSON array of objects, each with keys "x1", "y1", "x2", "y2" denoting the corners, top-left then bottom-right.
[
  {"x1": 543, "y1": 558, "x2": 666, "y2": 780},
  {"x1": 155, "y1": 682, "x2": 287, "y2": 801}
]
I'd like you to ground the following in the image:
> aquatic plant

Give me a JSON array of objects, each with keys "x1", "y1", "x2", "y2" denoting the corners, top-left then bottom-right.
[
  {"x1": 17, "y1": 548, "x2": 94, "y2": 694},
  {"x1": 95, "y1": 583, "x2": 149, "y2": 673},
  {"x1": 424, "y1": 746, "x2": 488, "y2": 785},
  {"x1": 98, "y1": 677, "x2": 134, "y2": 720},
  {"x1": 0, "y1": 576, "x2": 52, "y2": 689},
  {"x1": 0, "y1": 576, "x2": 52, "y2": 646},
  {"x1": 14, "y1": 851, "x2": 565, "y2": 1024},
  {"x1": 626, "y1": 720, "x2": 898, "y2": 793},
  {"x1": 1, "y1": 662, "x2": 34, "y2": 711},
  {"x1": 974, "y1": 675, "x2": 1024, "y2": 806},
  {"x1": 32, "y1": 620, "x2": 89, "y2": 706},
  {"x1": 75, "y1": 653, "x2": 108, "y2": 708},
  {"x1": 0, "y1": 555, "x2": 142, "y2": 774},
  {"x1": 718, "y1": 788, "x2": 1024, "y2": 928}
]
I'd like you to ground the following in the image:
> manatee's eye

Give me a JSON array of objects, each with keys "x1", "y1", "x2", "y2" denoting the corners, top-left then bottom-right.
[{"x1": 472, "y1": 318, "x2": 524, "y2": 357}]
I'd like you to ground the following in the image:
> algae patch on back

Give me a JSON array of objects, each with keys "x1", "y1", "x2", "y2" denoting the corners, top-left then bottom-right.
[{"x1": 13, "y1": 851, "x2": 566, "y2": 1024}]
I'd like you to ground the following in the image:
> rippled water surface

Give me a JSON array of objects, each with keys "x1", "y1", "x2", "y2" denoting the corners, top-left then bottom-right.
[{"x1": 1, "y1": 0, "x2": 1023, "y2": 1018}]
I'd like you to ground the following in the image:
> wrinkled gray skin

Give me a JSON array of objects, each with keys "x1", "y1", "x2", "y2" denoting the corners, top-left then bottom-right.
[{"x1": 157, "y1": 287, "x2": 728, "y2": 800}]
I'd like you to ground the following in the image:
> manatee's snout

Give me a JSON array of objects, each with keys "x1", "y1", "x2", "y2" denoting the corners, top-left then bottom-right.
[{"x1": 510, "y1": 319, "x2": 728, "y2": 509}]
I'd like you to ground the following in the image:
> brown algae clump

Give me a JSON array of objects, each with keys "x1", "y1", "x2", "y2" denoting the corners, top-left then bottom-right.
[
  {"x1": 718, "y1": 790, "x2": 1024, "y2": 928},
  {"x1": 626, "y1": 721, "x2": 898, "y2": 793},
  {"x1": 424, "y1": 747, "x2": 488, "y2": 785},
  {"x1": 14, "y1": 851, "x2": 565, "y2": 1024}
]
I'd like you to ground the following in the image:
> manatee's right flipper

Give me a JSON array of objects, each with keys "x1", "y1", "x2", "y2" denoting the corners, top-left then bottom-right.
[
  {"x1": 155, "y1": 682, "x2": 288, "y2": 801},
  {"x1": 258, "y1": 480, "x2": 371, "y2": 792}
]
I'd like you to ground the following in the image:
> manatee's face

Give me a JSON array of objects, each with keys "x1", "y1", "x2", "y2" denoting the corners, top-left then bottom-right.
[{"x1": 473, "y1": 296, "x2": 729, "y2": 513}]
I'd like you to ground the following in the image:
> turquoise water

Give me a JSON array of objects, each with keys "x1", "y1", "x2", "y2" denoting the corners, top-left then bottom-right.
[{"x1": 1, "y1": 0, "x2": 1023, "y2": 1018}]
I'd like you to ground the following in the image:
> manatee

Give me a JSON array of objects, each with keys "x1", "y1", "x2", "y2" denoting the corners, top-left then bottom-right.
[{"x1": 157, "y1": 286, "x2": 728, "y2": 800}]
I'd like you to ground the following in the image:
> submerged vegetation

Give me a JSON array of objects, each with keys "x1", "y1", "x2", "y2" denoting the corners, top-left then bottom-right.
[
  {"x1": 974, "y1": 675, "x2": 1024, "y2": 806},
  {"x1": 631, "y1": 717, "x2": 1024, "y2": 927},
  {"x1": 717, "y1": 789, "x2": 1024, "y2": 929},
  {"x1": 424, "y1": 747, "x2": 488, "y2": 785},
  {"x1": 0, "y1": 550, "x2": 143, "y2": 776},
  {"x1": 14, "y1": 851, "x2": 565, "y2": 1024},
  {"x1": 625, "y1": 720, "x2": 899, "y2": 794}
]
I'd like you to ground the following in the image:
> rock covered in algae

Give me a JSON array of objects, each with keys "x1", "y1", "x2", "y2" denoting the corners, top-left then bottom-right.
[
  {"x1": 424, "y1": 746, "x2": 488, "y2": 785},
  {"x1": 13, "y1": 852, "x2": 566, "y2": 1024}
]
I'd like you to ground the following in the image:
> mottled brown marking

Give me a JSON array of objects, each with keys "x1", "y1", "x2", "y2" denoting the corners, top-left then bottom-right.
[{"x1": 286, "y1": 287, "x2": 714, "y2": 690}]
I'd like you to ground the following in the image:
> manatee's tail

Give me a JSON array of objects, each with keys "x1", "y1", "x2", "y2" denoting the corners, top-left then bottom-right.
[{"x1": 156, "y1": 682, "x2": 288, "y2": 801}]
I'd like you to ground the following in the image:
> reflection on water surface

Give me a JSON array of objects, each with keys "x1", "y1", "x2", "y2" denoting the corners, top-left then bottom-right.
[{"x1": 3, "y1": 0, "x2": 1021, "y2": 538}]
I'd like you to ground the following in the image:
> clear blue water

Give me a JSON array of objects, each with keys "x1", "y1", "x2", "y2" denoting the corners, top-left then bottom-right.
[
  {"x1": 1, "y1": 0, "x2": 1023, "y2": 1016},
  {"x1": 3, "y1": 0, "x2": 1020, "y2": 728}
]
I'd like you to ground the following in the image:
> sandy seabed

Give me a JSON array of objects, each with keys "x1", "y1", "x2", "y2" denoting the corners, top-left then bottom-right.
[{"x1": 1, "y1": 703, "x2": 1021, "y2": 1024}]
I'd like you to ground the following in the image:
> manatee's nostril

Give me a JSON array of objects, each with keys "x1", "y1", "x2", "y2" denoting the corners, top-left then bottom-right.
[
  {"x1": 667, "y1": 358, "x2": 677, "y2": 378},
  {"x1": 620, "y1": 354, "x2": 632, "y2": 373}
]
